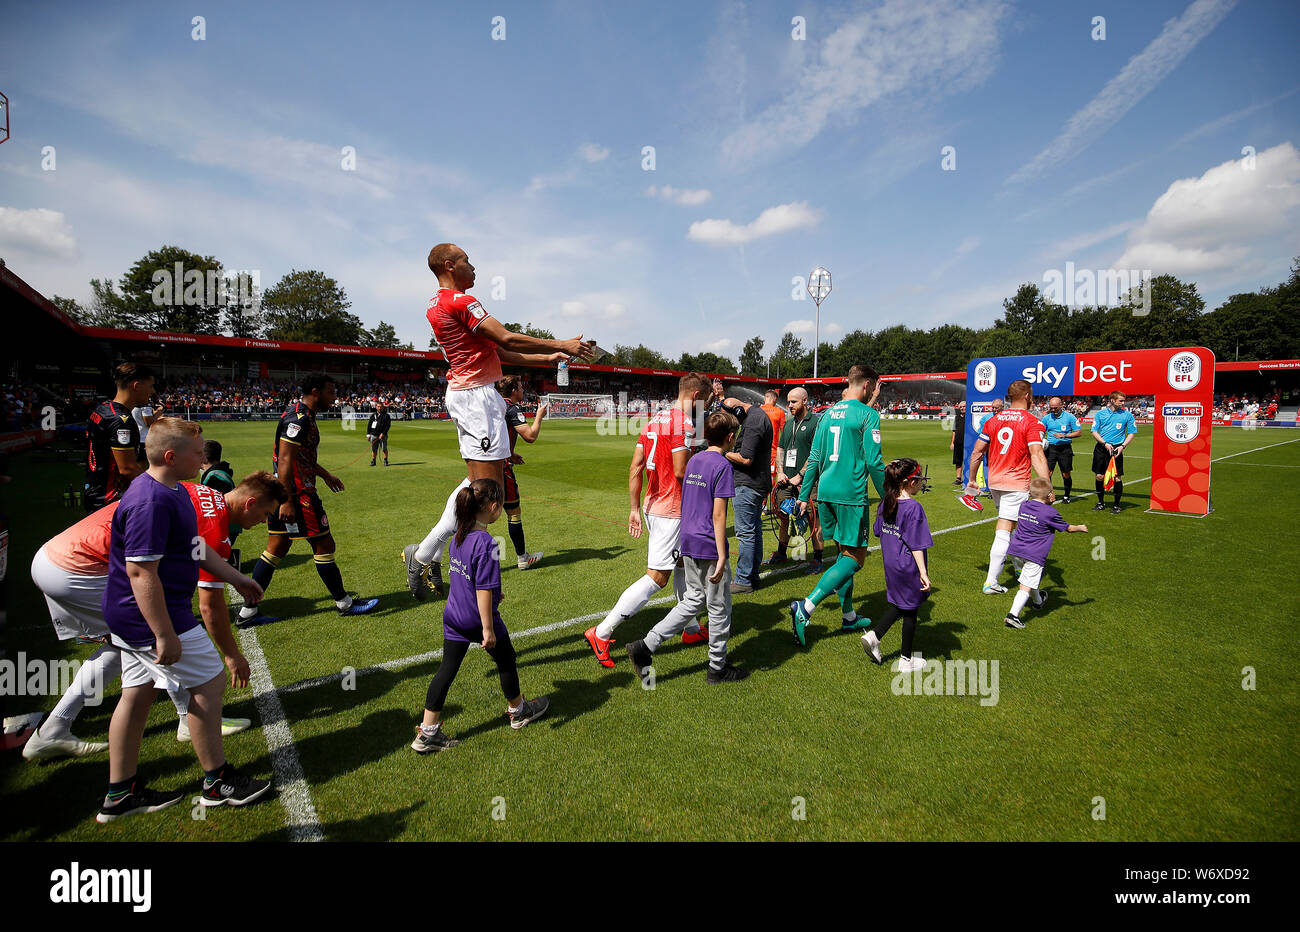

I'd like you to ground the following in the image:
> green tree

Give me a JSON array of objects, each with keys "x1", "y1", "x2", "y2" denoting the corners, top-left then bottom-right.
[
  {"x1": 222, "y1": 271, "x2": 264, "y2": 339},
  {"x1": 263, "y1": 270, "x2": 365, "y2": 345},
  {"x1": 679, "y1": 352, "x2": 736, "y2": 375},
  {"x1": 611, "y1": 343, "x2": 672, "y2": 369},
  {"x1": 502, "y1": 322, "x2": 556, "y2": 340},
  {"x1": 975, "y1": 326, "x2": 1030, "y2": 359},
  {"x1": 924, "y1": 324, "x2": 981, "y2": 371},
  {"x1": 118, "y1": 245, "x2": 226, "y2": 334},
  {"x1": 362, "y1": 321, "x2": 403, "y2": 348},
  {"x1": 85, "y1": 278, "x2": 134, "y2": 329},
  {"x1": 49, "y1": 295, "x2": 84, "y2": 324},
  {"x1": 738, "y1": 336, "x2": 765, "y2": 376},
  {"x1": 833, "y1": 329, "x2": 877, "y2": 375}
]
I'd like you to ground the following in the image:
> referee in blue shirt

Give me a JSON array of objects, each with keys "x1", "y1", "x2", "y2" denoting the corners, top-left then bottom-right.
[
  {"x1": 1040, "y1": 396, "x2": 1082, "y2": 502},
  {"x1": 1090, "y1": 391, "x2": 1138, "y2": 513}
]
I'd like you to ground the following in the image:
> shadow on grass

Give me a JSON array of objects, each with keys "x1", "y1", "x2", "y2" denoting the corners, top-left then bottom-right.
[
  {"x1": 293, "y1": 707, "x2": 413, "y2": 784},
  {"x1": 531, "y1": 546, "x2": 632, "y2": 569},
  {"x1": 247, "y1": 801, "x2": 427, "y2": 842}
]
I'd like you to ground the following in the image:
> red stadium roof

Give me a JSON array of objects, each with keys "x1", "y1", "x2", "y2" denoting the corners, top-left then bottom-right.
[{"x1": 8, "y1": 264, "x2": 1298, "y2": 384}]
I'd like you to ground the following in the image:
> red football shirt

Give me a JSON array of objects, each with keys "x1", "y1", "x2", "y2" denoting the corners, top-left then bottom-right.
[
  {"x1": 427, "y1": 288, "x2": 503, "y2": 390},
  {"x1": 43, "y1": 502, "x2": 118, "y2": 576},
  {"x1": 638, "y1": 406, "x2": 693, "y2": 518},
  {"x1": 184, "y1": 482, "x2": 232, "y2": 589},
  {"x1": 978, "y1": 408, "x2": 1045, "y2": 491}
]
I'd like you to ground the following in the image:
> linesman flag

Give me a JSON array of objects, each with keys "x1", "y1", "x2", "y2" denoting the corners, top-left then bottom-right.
[{"x1": 1103, "y1": 456, "x2": 1118, "y2": 491}]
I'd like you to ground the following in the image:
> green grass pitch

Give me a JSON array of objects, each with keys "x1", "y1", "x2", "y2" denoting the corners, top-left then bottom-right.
[{"x1": 2, "y1": 418, "x2": 1297, "y2": 841}]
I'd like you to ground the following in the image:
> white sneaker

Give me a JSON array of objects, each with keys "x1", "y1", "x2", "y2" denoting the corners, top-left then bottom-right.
[
  {"x1": 895, "y1": 654, "x2": 928, "y2": 673},
  {"x1": 177, "y1": 717, "x2": 253, "y2": 742},
  {"x1": 982, "y1": 582, "x2": 1008, "y2": 594},
  {"x1": 517, "y1": 552, "x2": 543, "y2": 570},
  {"x1": 22, "y1": 726, "x2": 107, "y2": 761},
  {"x1": 861, "y1": 631, "x2": 883, "y2": 664}
]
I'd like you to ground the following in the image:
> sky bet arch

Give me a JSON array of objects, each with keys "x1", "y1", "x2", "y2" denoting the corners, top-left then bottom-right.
[{"x1": 964, "y1": 347, "x2": 1216, "y2": 516}]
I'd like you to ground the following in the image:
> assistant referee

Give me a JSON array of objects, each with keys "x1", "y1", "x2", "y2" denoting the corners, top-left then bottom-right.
[{"x1": 1090, "y1": 391, "x2": 1137, "y2": 514}]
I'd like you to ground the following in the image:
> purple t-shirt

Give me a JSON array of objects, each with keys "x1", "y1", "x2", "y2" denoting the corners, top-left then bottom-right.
[
  {"x1": 679, "y1": 449, "x2": 734, "y2": 562},
  {"x1": 1007, "y1": 499, "x2": 1070, "y2": 567},
  {"x1": 103, "y1": 473, "x2": 201, "y2": 647},
  {"x1": 873, "y1": 497, "x2": 933, "y2": 610},
  {"x1": 443, "y1": 528, "x2": 506, "y2": 643}
]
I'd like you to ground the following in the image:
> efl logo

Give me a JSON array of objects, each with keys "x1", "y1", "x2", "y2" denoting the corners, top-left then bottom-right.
[
  {"x1": 1162, "y1": 402, "x2": 1203, "y2": 443},
  {"x1": 1167, "y1": 352, "x2": 1200, "y2": 390},
  {"x1": 973, "y1": 361, "x2": 996, "y2": 393}
]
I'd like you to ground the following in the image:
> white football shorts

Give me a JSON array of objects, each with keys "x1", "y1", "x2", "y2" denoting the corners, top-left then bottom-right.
[
  {"x1": 1017, "y1": 560, "x2": 1044, "y2": 589},
  {"x1": 30, "y1": 547, "x2": 109, "y2": 640},
  {"x1": 991, "y1": 489, "x2": 1029, "y2": 522},
  {"x1": 115, "y1": 625, "x2": 225, "y2": 692},
  {"x1": 642, "y1": 513, "x2": 682, "y2": 572},
  {"x1": 445, "y1": 384, "x2": 511, "y2": 462}
]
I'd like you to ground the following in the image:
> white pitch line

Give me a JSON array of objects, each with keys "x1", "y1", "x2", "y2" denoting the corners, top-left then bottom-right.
[
  {"x1": 239, "y1": 626, "x2": 325, "y2": 842},
  {"x1": 270, "y1": 435, "x2": 1300, "y2": 698}
]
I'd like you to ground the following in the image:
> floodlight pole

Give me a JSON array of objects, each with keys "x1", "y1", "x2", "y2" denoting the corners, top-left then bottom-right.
[{"x1": 807, "y1": 266, "x2": 831, "y2": 379}]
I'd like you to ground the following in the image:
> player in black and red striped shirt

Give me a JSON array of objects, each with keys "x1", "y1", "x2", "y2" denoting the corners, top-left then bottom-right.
[
  {"x1": 236, "y1": 373, "x2": 378, "y2": 626},
  {"x1": 85, "y1": 363, "x2": 155, "y2": 512}
]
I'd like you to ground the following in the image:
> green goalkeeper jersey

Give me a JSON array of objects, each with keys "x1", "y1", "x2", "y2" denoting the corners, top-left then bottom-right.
[{"x1": 799, "y1": 398, "x2": 886, "y2": 505}]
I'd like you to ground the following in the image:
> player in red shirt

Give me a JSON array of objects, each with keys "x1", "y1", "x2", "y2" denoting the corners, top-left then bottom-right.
[
  {"x1": 403, "y1": 243, "x2": 596, "y2": 600},
  {"x1": 24, "y1": 471, "x2": 283, "y2": 760},
  {"x1": 584, "y1": 372, "x2": 712, "y2": 667},
  {"x1": 964, "y1": 380, "x2": 1049, "y2": 594}
]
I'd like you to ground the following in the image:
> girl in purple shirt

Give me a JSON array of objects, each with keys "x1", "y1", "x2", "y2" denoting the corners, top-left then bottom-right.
[
  {"x1": 411, "y1": 478, "x2": 548, "y2": 754},
  {"x1": 863, "y1": 459, "x2": 933, "y2": 672}
]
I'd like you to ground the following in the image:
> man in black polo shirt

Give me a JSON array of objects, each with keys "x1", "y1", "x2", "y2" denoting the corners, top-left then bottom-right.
[
  {"x1": 85, "y1": 362, "x2": 155, "y2": 511},
  {"x1": 723, "y1": 397, "x2": 772, "y2": 593},
  {"x1": 367, "y1": 403, "x2": 392, "y2": 467}
]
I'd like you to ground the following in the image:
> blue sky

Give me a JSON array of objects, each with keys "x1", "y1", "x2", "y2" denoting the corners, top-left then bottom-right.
[{"x1": 1, "y1": 0, "x2": 1297, "y2": 363}]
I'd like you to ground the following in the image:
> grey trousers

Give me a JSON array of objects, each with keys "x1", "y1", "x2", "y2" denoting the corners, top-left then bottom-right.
[{"x1": 644, "y1": 556, "x2": 732, "y2": 669}]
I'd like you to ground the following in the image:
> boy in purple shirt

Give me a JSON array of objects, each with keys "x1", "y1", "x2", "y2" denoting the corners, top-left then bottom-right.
[
  {"x1": 98, "y1": 418, "x2": 269, "y2": 822},
  {"x1": 1003, "y1": 477, "x2": 1087, "y2": 629},
  {"x1": 411, "y1": 478, "x2": 549, "y2": 754},
  {"x1": 625, "y1": 411, "x2": 749, "y2": 684}
]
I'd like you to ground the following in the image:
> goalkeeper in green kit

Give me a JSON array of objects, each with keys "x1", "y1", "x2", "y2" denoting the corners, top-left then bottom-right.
[{"x1": 789, "y1": 365, "x2": 886, "y2": 646}]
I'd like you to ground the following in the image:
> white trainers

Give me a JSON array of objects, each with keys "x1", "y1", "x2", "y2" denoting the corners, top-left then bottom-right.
[
  {"x1": 861, "y1": 631, "x2": 883, "y2": 664},
  {"x1": 517, "y1": 552, "x2": 543, "y2": 570},
  {"x1": 22, "y1": 726, "x2": 107, "y2": 761},
  {"x1": 895, "y1": 654, "x2": 927, "y2": 673},
  {"x1": 982, "y1": 582, "x2": 1008, "y2": 594},
  {"x1": 177, "y1": 717, "x2": 253, "y2": 742}
]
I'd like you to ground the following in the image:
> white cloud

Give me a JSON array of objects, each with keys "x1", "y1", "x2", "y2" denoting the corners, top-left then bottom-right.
[
  {"x1": 703, "y1": 338, "x2": 733, "y2": 353},
  {"x1": 1114, "y1": 142, "x2": 1300, "y2": 277},
  {"x1": 781, "y1": 319, "x2": 841, "y2": 338},
  {"x1": 1007, "y1": 0, "x2": 1240, "y2": 185},
  {"x1": 561, "y1": 301, "x2": 587, "y2": 318},
  {"x1": 718, "y1": 0, "x2": 1007, "y2": 169},
  {"x1": 688, "y1": 202, "x2": 822, "y2": 245},
  {"x1": 578, "y1": 143, "x2": 610, "y2": 163},
  {"x1": 646, "y1": 185, "x2": 713, "y2": 206},
  {"x1": 0, "y1": 207, "x2": 77, "y2": 258}
]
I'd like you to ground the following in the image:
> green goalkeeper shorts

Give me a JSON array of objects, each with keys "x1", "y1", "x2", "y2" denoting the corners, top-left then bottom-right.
[{"x1": 817, "y1": 500, "x2": 872, "y2": 548}]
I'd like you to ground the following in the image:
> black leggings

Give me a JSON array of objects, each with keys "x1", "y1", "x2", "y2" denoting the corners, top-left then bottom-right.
[
  {"x1": 425, "y1": 631, "x2": 520, "y2": 712},
  {"x1": 873, "y1": 603, "x2": 919, "y2": 658}
]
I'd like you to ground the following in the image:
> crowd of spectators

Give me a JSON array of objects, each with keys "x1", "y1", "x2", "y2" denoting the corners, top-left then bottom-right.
[
  {"x1": 3, "y1": 381, "x2": 44, "y2": 431},
  {"x1": 151, "y1": 375, "x2": 449, "y2": 418},
  {"x1": 1213, "y1": 393, "x2": 1281, "y2": 420}
]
